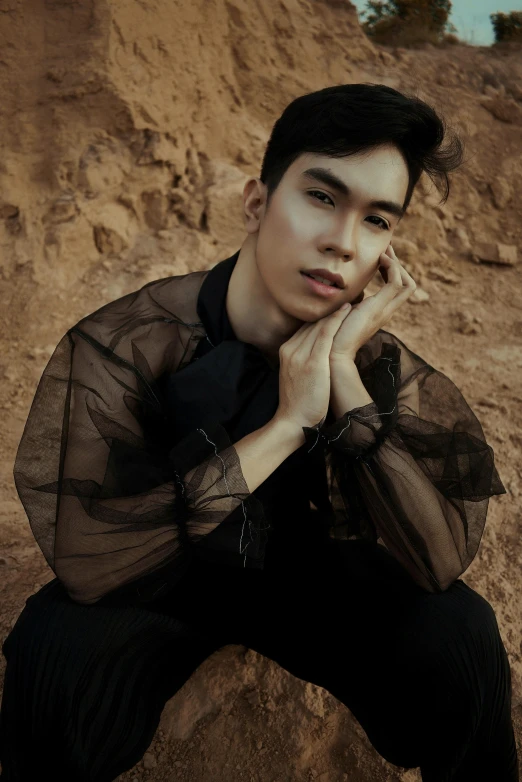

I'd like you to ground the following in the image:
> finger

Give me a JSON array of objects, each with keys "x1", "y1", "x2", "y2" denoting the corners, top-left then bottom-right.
[
  {"x1": 303, "y1": 304, "x2": 352, "y2": 358},
  {"x1": 381, "y1": 251, "x2": 416, "y2": 292},
  {"x1": 400, "y1": 264, "x2": 417, "y2": 289},
  {"x1": 378, "y1": 261, "x2": 418, "y2": 321},
  {"x1": 365, "y1": 257, "x2": 412, "y2": 315},
  {"x1": 393, "y1": 254, "x2": 417, "y2": 292},
  {"x1": 387, "y1": 244, "x2": 416, "y2": 287},
  {"x1": 375, "y1": 252, "x2": 405, "y2": 304},
  {"x1": 288, "y1": 304, "x2": 351, "y2": 359}
]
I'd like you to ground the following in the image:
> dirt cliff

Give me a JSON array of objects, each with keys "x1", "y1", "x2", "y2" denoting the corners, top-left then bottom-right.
[{"x1": 1, "y1": 1, "x2": 521, "y2": 780}]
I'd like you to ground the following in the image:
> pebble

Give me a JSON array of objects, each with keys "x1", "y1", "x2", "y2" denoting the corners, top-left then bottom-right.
[
  {"x1": 142, "y1": 752, "x2": 157, "y2": 770},
  {"x1": 410, "y1": 288, "x2": 430, "y2": 304}
]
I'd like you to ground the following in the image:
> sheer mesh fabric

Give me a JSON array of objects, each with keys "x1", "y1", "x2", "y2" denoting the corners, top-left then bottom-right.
[
  {"x1": 14, "y1": 268, "x2": 506, "y2": 605},
  {"x1": 304, "y1": 332, "x2": 506, "y2": 593},
  {"x1": 13, "y1": 272, "x2": 265, "y2": 605}
]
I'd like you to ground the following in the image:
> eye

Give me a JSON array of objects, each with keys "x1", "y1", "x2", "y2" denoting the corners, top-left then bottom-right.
[
  {"x1": 308, "y1": 190, "x2": 334, "y2": 206},
  {"x1": 308, "y1": 191, "x2": 390, "y2": 231},
  {"x1": 366, "y1": 215, "x2": 390, "y2": 231}
]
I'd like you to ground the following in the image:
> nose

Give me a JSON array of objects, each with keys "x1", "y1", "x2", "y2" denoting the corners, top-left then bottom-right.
[{"x1": 324, "y1": 215, "x2": 357, "y2": 260}]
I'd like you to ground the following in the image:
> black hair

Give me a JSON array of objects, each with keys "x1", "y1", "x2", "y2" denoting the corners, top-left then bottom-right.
[{"x1": 259, "y1": 83, "x2": 464, "y2": 214}]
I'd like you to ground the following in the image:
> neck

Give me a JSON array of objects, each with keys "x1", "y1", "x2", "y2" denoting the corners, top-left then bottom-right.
[{"x1": 226, "y1": 236, "x2": 301, "y2": 363}]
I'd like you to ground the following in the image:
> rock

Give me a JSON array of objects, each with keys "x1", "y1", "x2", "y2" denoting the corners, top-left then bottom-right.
[
  {"x1": 0, "y1": 203, "x2": 20, "y2": 219},
  {"x1": 483, "y1": 84, "x2": 500, "y2": 98},
  {"x1": 91, "y1": 202, "x2": 137, "y2": 256},
  {"x1": 93, "y1": 225, "x2": 127, "y2": 255},
  {"x1": 204, "y1": 160, "x2": 249, "y2": 246},
  {"x1": 426, "y1": 267, "x2": 460, "y2": 284},
  {"x1": 489, "y1": 178, "x2": 512, "y2": 209},
  {"x1": 473, "y1": 242, "x2": 497, "y2": 263},
  {"x1": 497, "y1": 244, "x2": 518, "y2": 265},
  {"x1": 433, "y1": 204, "x2": 455, "y2": 229},
  {"x1": 142, "y1": 752, "x2": 157, "y2": 770},
  {"x1": 454, "y1": 311, "x2": 483, "y2": 335},
  {"x1": 475, "y1": 396, "x2": 499, "y2": 408},
  {"x1": 449, "y1": 226, "x2": 472, "y2": 254},
  {"x1": 472, "y1": 242, "x2": 518, "y2": 266},
  {"x1": 480, "y1": 96, "x2": 522, "y2": 124},
  {"x1": 510, "y1": 82, "x2": 522, "y2": 102},
  {"x1": 136, "y1": 131, "x2": 184, "y2": 167},
  {"x1": 43, "y1": 195, "x2": 79, "y2": 225},
  {"x1": 303, "y1": 681, "x2": 326, "y2": 718},
  {"x1": 244, "y1": 689, "x2": 262, "y2": 707},
  {"x1": 141, "y1": 188, "x2": 169, "y2": 231},
  {"x1": 26, "y1": 347, "x2": 48, "y2": 360},
  {"x1": 409, "y1": 287, "x2": 430, "y2": 304},
  {"x1": 78, "y1": 141, "x2": 131, "y2": 195}
]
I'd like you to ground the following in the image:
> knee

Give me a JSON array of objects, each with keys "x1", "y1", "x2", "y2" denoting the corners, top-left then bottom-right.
[
  {"x1": 398, "y1": 580, "x2": 506, "y2": 690},
  {"x1": 450, "y1": 580, "x2": 503, "y2": 648}
]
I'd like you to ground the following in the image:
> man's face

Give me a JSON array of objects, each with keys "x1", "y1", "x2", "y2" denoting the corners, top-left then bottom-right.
[{"x1": 251, "y1": 145, "x2": 409, "y2": 322}]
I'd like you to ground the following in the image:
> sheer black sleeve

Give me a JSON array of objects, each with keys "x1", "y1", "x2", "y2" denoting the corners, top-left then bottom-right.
[
  {"x1": 303, "y1": 330, "x2": 506, "y2": 593},
  {"x1": 13, "y1": 279, "x2": 266, "y2": 605}
]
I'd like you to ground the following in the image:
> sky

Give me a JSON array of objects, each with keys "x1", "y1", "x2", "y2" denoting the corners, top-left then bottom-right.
[{"x1": 351, "y1": 0, "x2": 522, "y2": 46}]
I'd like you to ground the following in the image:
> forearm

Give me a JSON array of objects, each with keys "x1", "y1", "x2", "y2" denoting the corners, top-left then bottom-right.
[
  {"x1": 234, "y1": 417, "x2": 305, "y2": 493},
  {"x1": 350, "y1": 438, "x2": 468, "y2": 591},
  {"x1": 327, "y1": 361, "x2": 466, "y2": 590}
]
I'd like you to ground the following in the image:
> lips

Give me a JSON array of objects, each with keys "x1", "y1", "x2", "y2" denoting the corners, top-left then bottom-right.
[
  {"x1": 302, "y1": 269, "x2": 344, "y2": 288},
  {"x1": 301, "y1": 272, "x2": 343, "y2": 298}
]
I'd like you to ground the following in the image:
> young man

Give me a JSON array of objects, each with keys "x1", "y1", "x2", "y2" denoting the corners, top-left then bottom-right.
[{"x1": 1, "y1": 84, "x2": 517, "y2": 781}]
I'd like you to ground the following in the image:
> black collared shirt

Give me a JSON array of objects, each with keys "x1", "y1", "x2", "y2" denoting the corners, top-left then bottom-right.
[{"x1": 163, "y1": 250, "x2": 334, "y2": 575}]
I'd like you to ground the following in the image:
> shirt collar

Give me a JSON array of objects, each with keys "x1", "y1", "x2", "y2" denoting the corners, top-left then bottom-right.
[{"x1": 196, "y1": 249, "x2": 240, "y2": 348}]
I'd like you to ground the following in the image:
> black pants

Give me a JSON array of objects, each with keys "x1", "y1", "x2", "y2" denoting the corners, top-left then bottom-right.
[{"x1": 0, "y1": 528, "x2": 518, "y2": 782}]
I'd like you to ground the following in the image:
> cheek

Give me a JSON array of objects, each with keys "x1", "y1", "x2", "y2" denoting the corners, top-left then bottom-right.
[
  {"x1": 259, "y1": 207, "x2": 298, "y2": 253},
  {"x1": 355, "y1": 262, "x2": 380, "y2": 293},
  {"x1": 363, "y1": 243, "x2": 385, "y2": 272},
  {"x1": 255, "y1": 243, "x2": 285, "y2": 290}
]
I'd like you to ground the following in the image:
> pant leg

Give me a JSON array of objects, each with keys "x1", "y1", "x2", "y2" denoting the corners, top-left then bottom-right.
[
  {"x1": 9, "y1": 536, "x2": 515, "y2": 782},
  {"x1": 193, "y1": 536, "x2": 517, "y2": 782},
  {"x1": 0, "y1": 578, "x2": 221, "y2": 782},
  {"x1": 309, "y1": 540, "x2": 518, "y2": 782}
]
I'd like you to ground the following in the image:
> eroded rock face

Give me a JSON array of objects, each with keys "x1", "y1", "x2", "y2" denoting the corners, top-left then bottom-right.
[{"x1": 1, "y1": 2, "x2": 521, "y2": 781}]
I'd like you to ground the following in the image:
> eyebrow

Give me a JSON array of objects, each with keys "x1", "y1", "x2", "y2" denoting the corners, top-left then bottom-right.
[{"x1": 300, "y1": 167, "x2": 405, "y2": 221}]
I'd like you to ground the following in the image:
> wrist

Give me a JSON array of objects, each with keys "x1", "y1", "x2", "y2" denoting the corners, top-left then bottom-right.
[
  {"x1": 269, "y1": 414, "x2": 306, "y2": 448},
  {"x1": 329, "y1": 357, "x2": 359, "y2": 379},
  {"x1": 329, "y1": 359, "x2": 373, "y2": 419}
]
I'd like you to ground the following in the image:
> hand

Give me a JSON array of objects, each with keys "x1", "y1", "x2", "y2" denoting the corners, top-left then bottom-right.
[
  {"x1": 274, "y1": 304, "x2": 352, "y2": 431},
  {"x1": 329, "y1": 243, "x2": 416, "y2": 364}
]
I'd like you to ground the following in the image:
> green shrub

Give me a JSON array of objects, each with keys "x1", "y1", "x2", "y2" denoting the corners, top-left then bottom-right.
[
  {"x1": 442, "y1": 33, "x2": 460, "y2": 45},
  {"x1": 360, "y1": 0, "x2": 457, "y2": 47},
  {"x1": 490, "y1": 11, "x2": 522, "y2": 43}
]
